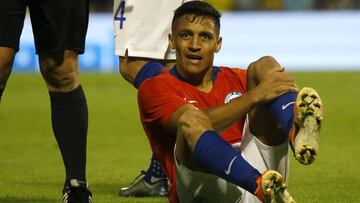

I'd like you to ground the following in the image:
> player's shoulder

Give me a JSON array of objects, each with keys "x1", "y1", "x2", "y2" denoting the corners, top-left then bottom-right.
[
  {"x1": 218, "y1": 66, "x2": 246, "y2": 72},
  {"x1": 217, "y1": 66, "x2": 247, "y2": 77},
  {"x1": 139, "y1": 70, "x2": 176, "y2": 91}
]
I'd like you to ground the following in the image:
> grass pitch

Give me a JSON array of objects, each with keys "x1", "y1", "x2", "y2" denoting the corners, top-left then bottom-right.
[{"x1": 0, "y1": 72, "x2": 359, "y2": 203}]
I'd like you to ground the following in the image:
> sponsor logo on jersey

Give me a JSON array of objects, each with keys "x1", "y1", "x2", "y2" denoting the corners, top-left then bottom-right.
[{"x1": 224, "y1": 92, "x2": 242, "y2": 103}]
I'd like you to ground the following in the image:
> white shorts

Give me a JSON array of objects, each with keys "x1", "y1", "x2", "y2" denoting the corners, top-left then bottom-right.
[
  {"x1": 113, "y1": 0, "x2": 200, "y2": 59},
  {"x1": 175, "y1": 118, "x2": 290, "y2": 203}
]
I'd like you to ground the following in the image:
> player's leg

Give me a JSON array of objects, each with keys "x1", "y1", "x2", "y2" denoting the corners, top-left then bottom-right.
[
  {"x1": 246, "y1": 56, "x2": 293, "y2": 145},
  {"x1": 40, "y1": 51, "x2": 91, "y2": 203},
  {"x1": 39, "y1": 50, "x2": 88, "y2": 182},
  {"x1": 175, "y1": 109, "x2": 295, "y2": 203},
  {"x1": 28, "y1": 0, "x2": 91, "y2": 202},
  {"x1": 117, "y1": 53, "x2": 171, "y2": 197},
  {"x1": 0, "y1": 48, "x2": 15, "y2": 102},
  {"x1": 237, "y1": 117, "x2": 290, "y2": 203},
  {"x1": 0, "y1": 0, "x2": 27, "y2": 103},
  {"x1": 119, "y1": 53, "x2": 171, "y2": 88},
  {"x1": 113, "y1": 0, "x2": 180, "y2": 197},
  {"x1": 117, "y1": 56, "x2": 171, "y2": 198},
  {"x1": 247, "y1": 56, "x2": 323, "y2": 165}
]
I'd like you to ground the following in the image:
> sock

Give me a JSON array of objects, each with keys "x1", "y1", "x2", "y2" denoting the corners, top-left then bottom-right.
[
  {"x1": 144, "y1": 155, "x2": 167, "y2": 183},
  {"x1": 133, "y1": 61, "x2": 166, "y2": 89},
  {"x1": 266, "y1": 92, "x2": 297, "y2": 134},
  {"x1": 0, "y1": 88, "x2": 3, "y2": 102},
  {"x1": 193, "y1": 130, "x2": 261, "y2": 194},
  {"x1": 50, "y1": 85, "x2": 88, "y2": 185}
]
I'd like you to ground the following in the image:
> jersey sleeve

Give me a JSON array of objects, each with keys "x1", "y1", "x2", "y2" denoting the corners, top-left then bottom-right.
[{"x1": 138, "y1": 78, "x2": 188, "y2": 127}]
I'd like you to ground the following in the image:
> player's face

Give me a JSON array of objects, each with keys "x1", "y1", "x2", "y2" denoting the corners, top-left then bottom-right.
[{"x1": 169, "y1": 15, "x2": 222, "y2": 82}]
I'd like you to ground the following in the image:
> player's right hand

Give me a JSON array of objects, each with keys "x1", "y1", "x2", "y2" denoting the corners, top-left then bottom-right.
[{"x1": 253, "y1": 68, "x2": 299, "y2": 103}]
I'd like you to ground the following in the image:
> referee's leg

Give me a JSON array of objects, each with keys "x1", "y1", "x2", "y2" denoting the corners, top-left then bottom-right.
[
  {"x1": 0, "y1": 47, "x2": 15, "y2": 102},
  {"x1": 39, "y1": 50, "x2": 90, "y2": 192}
]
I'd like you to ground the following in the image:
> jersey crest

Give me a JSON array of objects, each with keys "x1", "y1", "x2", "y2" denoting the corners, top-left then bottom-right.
[{"x1": 224, "y1": 91, "x2": 242, "y2": 103}]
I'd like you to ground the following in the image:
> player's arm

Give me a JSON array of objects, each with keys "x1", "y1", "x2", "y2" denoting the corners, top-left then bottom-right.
[
  {"x1": 206, "y1": 66, "x2": 297, "y2": 131},
  {"x1": 139, "y1": 62, "x2": 297, "y2": 133},
  {"x1": 168, "y1": 67, "x2": 298, "y2": 133}
]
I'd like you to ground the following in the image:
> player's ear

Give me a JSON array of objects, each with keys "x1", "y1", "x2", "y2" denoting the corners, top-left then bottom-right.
[
  {"x1": 169, "y1": 33, "x2": 175, "y2": 49},
  {"x1": 215, "y1": 36, "x2": 222, "y2": 53}
]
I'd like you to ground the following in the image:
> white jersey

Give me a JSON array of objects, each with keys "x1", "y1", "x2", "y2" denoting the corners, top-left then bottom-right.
[{"x1": 113, "y1": 0, "x2": 200, "y2": 60}]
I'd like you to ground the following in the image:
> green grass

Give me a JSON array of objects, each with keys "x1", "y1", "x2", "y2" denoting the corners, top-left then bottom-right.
[{"x1": 0, "y1": 72, "x2": 359, "y2": 202}]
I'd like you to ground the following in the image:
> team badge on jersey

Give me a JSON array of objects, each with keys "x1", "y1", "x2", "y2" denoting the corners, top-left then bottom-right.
[{"x1": 224, "y1": 92, "x2": 242, "y2": 103}]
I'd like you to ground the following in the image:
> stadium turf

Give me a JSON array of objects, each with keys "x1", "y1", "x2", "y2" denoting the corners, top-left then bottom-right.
[{"x1": 0, "y1": 72, "x2": 359, "y2": 203}]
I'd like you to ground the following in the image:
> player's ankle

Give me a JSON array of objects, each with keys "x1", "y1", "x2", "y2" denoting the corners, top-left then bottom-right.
[{"x1": 143, "y1": 157, "x2": 167, "y2": 184}]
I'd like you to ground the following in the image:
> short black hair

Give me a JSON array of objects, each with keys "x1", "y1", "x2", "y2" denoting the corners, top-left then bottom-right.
[{"x1": 172, "y1": 1, "x2": 221, "y2": 34}]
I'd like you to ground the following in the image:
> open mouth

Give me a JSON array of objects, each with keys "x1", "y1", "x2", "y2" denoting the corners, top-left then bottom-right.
[{"x1": 186, "y1": 54, "x2": 202, "y2": 63}]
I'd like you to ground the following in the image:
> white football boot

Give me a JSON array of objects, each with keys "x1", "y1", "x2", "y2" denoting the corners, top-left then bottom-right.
[
  {"x1": 290, "y1": 87, "x2": 323, "y2": 165},
  {"x1": 258, "y1": 170, "x2": 296, "y2": 203}
]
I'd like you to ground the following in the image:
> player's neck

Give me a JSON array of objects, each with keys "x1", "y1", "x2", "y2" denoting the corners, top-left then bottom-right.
[
  {"x1": 188, "y1": 68, "x2": 214, "y2": 93},
  {"x1": 175, "y1": 65, "x2": 214, "y2": 92},
  {"x1": 195, "y1": 74, "x2": 213, "y2": 93},
  {"x1": 188, "y1": 67, "x2": 213, "y2": 93}
]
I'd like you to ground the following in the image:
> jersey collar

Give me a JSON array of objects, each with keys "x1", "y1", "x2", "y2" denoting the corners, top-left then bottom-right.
[{"x1": 169, "y1": 66, "x2": 220, "y2": 82}]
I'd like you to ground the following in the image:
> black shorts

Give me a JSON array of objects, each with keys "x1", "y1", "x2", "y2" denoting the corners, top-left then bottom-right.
[{"x1": 0, "y1": 0, "x2": 89, "y2": 54}]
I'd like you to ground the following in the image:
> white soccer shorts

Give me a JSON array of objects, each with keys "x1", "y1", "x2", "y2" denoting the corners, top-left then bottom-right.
[
  {"x1": 113, "y1": 0, "x2": 199, "y2": 60},
  {"x1": 175, "y1": 117, "x2": 290, "y2": 203}
]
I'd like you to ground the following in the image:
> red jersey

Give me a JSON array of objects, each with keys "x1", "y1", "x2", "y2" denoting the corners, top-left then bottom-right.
[{"x1": 138, "y1": 66, "x2": 247, "y2": 203}]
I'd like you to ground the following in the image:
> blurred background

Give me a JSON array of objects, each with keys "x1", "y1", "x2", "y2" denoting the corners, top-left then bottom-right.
[
  {"x1": 14, "y1": 0, "x2": 360, "y2": 72},
  {"x1": 90, "y1": 0, "x2": 360, "y2": 12}
]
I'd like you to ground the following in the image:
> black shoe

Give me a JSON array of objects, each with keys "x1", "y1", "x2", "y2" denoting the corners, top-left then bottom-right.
[
  {"x1": 119, "y1": 170, "x2": 168, "y2": 197},
  {"x1": 62, "y1": 179, "x2": 93, "y2": 203}
]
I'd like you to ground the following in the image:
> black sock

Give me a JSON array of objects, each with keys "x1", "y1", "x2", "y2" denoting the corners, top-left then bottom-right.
[
  {"x1": 50, "y1": 85, "x2": 88, "y2": 185},
  {"x1": 0, "y1": 88, "x2": 4, "y2": 102}
]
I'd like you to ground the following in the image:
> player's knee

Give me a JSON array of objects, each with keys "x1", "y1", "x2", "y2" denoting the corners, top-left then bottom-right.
[
  {"x1": 257, "y1": 55, "x2": 277, "y2": 64},
  {"x1": 119, "y1": 57, "x2": 147, "y2": 85},
  {"x1": 247, "y1": 55, "x2": 280, "y2": 85},
  {"x1": 40, "y1": 51, "x2": 79, "y2": 91},
  {"x1": 119, "y1": 59, "x2": 131, "y2": 81},
  {"x1": 0, "y1": 62, "x2": 14, "y2": 88},
  {"x1": 0, "y1": 48, "x2": 16, "y2": 87},
  {"x1": 120, "y1": 56, "x2": 139, "y2": 84},
  {"x1": 43, "y1": 68, "x2": 78, "y2": 91},
  {"x1": 177, "y1": 110, "x2": 212, "y2": 142},
  {"x1": 0, "y1": 54, "x2": 14, "y2": 69}
]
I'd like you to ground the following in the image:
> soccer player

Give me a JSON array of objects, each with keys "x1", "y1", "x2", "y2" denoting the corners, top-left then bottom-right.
[
  {"x1": 137, "y1": 1, "x2": 323, "y2": 203},
  {"x1": 0, "y1": 1, "x2": 91, "y2": 202},
  {"x1": 113, "y1": 0, "x2": 201, "y2": 197}
]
